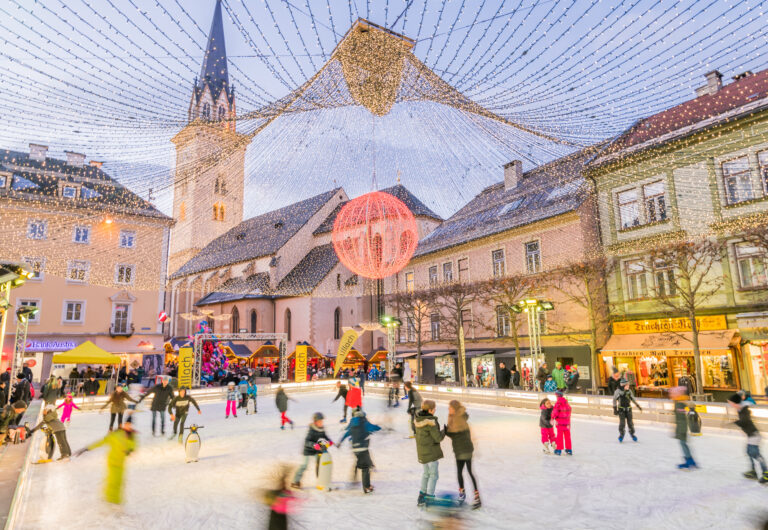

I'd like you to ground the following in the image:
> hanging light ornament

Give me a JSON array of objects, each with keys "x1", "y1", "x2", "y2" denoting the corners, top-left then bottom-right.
[{"x1": 332, "y1": 191, "x2": 418, "y2": 279}]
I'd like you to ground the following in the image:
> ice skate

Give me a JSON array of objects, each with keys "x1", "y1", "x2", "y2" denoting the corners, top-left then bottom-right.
[
  {"x1": 744, "y1": 470, "x2": 758, "y2": 480},
  {"x1": 363, "y1": 486, "x2": 374, "y2": 494},
  {"x1": 553, "y1": 449, "x2": 562, "y2": 456},
  {"x1": 472, "y1": 491, "x2": 481, "y2": 510},
  {"x1": 618, "y1": 435, "x2": 624, "y2": 443},
  {"x1": 760, "y1": 472, "x2": 768, "y2": 484},
  {"x1": 34, "y1": 458, "x2": 52, "y2": 464},
  {"x1": 417, "y1": 491, "x2": 426, "y2": 507},
  {"x1": 565, "y1": 449, "x2": 573, "y2": 455},
  {"x1": 542, "y1": 443, "x2": 552, "y2": 454},
  {"x1": 458, "y1": 489, "x2": 466, "y2": 502},
  {"x1": 631, "y1": 434, "x2": 638, "y2": 442},
  {"x1": 290, "y1": 482, "x2": 301, "y2": 489},
  {"x1": 340, "y1": 418, "x2": 347, "y2": 423}
]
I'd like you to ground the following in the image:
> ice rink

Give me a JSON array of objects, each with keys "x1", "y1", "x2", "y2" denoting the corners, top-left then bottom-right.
[{"x1": 16, "y1": 391, "x2": 768, "y2": 529}]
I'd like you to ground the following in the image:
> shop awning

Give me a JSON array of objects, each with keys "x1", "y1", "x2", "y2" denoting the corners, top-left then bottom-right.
[
  {"x1": 422, "y1": 351, "x2": 455, "y2": 358},
  {"x1": 52, "y1": 341, "x2": 122, "y2": 364},
  {"x1": 368, "y1": 350, "x2": 389, "y2": 362},
  {"x1": 251, "y1": 344, "x2": 280, "y2": 359},
  {"x1": 465, "y1": 350, "x2": 493, "y2": 358},
  {"x1": 287, "y1": 345, "x2": 325, "y2": 359},
  {"x1": 396, "y1": 351, "x2": 418, "y2": 359},
  {"x1": 223, "y1": 342, "x2": 252, "y2": 359},
  {"x1": 601, "y1": 330, "x2": 738, "y2": 357}
]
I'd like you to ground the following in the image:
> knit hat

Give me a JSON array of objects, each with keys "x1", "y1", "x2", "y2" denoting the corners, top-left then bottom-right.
[
  {"x1": 728, "y1": 393, "x2": 742, "y2": 405},
  {"x1": 313, "y1": 412, "x2": 324, "y2": 422},
  {"x1": 12, "y1": 400, "x2": 27, "y2": 409}
]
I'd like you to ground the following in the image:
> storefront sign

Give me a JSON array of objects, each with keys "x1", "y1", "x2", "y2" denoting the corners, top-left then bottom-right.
[
  {"x1": 333, "y1": 329, "x2": 359, "y2": 377},
  {"x1": 25, "y1": 339, "x2": 78, "y2": 351},
  {"x1": 178, "y1": 347, "x2": 194, "y2": 389},
  {"x1": 295, "y1": 345, "x2": 308, "y2": 383},
  {"x1": 612, "y1": 315, "x2": 727, "y2": 335}
]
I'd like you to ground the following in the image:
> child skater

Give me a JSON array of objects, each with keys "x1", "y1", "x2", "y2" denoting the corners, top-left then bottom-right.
[
  {"x1": 275, "y1": 386, "x2": 294, "y2": 430},
  {"x1": 226, "y1": 382, "x2": 238, "y2": 419},
  {"x1": 445, "y1": 400, "x2": 480, "y2": 509},
  {"x1": 75, "y1": 416, "x2": 136, "y2": 505},
  {"x1": 57, "y1": 393, "x2": 80, "y2": 426},
  {"x1": 669, "y1": 386, "x2": 696, "y2": 469},
  {"x1": 291, "y1": 412, "x2": 333, "y2": 489},
  {"x1": 728, "y1": 392, "x2": 768, "y2": 483},
  {"x1": 540, "y1": 398, "x2": 556, "y2": 454},
  {"x1": 339, "y1": 407, "x2": 381, "y2": 493},
  {"x1": 247, "y1": 380, "x2": 258, "y2": 414},
  {"x1": 263, "y1": 464, "x2": 299, "y2": 530},
  {"x1": 414, "y1": 400, "x2": 445, "y2": 506},
  {"x1": 551, "y1": 390, "x2": 572, "y2": 455}
]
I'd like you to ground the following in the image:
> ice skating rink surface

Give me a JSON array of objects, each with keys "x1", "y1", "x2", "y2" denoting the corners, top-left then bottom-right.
[{"x1": 16, "y1": 392, "x2": 768, "y2": 529}]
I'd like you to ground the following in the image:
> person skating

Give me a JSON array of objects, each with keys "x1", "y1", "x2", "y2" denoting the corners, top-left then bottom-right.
[
  {"x1": 551, "y1": 362, "x2": 567, "y2": 391},
  {"x1": 238, "y1": 377, "x2": 249, "y2": 409},
  {"x1": 291, "y1": 412, "x2": 333, "y2": 488},
  {"x1": 263, "y1": 464, "x2": 299, "y2": 530},
  {"x1": 333, "y1": 381, "x2": 349, "y2": 423},
  {"x1": 339, "y1": 407, "x2": 381, "y2": 494},
  {"x1": 727, "y1": 392, "x2": 768, "y2": 483},
  {"x1": 669, "y1": 386, "x2": 696, "y2": 469},
  {"x1": 551, "y1": 390, "x2": 572, "y2": 455},
  {"x1": 75, "y1": 416, "x2": 137, "y2": 505},
  {"x1": 613, "y1": 378, "x2": 642, "y2": 442},
  {"x1": 168, "y1": 387, "x2": 201, "y2": 442},
  {"x1": 27, "y1": 405, "x2": 71, "y2": 461},
  {"x1": 226, "y1": 382, "x2": 238, "y2": 418},
  {"x1": 404, "y1": 381, "x2": 423, "y2": 438},
  {"x1": 445, "y1": 400, "x2": 480, "y2": 509},
  {"x1": 346, "y1": 378, "x2": 362, "y2": 412},
  {"x1": 275, "y1": 386, "x2": 294, "y2": 430},
  {"x1": 101, "y1": 386, "x2": 137, "y2": 431},
  {"x1": 414, "y1": 400, "x2": 445, "y2": 506},
  {"x1": 540, "y1": 398, "x2": 556, "y2": 454},
  {"x1": 247, "y1": 380, "x2": 258, "y2": 414},
  {"x1": 137, "y1": 376, "x2": 174, "y2": 436},
  {"x1": 57, "y1": 393, "x2": 80, "y2": 425}
]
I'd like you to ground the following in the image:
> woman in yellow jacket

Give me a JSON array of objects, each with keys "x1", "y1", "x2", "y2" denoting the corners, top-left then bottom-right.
[{"x1": 75, "y1": 416, "x2": 136, "y2": 504}]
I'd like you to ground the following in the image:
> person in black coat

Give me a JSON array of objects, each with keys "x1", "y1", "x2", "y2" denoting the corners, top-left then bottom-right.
[
  {"x1": 332, "y1": 382, "x2": 349, "y2": 423},
  {"x1": 11, "y1": 374, "x2": 31, "y2": 424},
  {"x1": 82, "y1": 376, "x2": 100, "y2": 397},
  {"x1": 0, "y1": 381, "x2": 7, "y2": 407},
  {"x1": 607, "y1": 370, "x2": 622, "y2": 396},
  {"x1": 497, "y1": 362, "x2": 511, "y2": 389},
  {"x1": 138, "y1": 377, "x2": 175, "y2": 436},
  {"x1": 168, "y1": 388, "x2": 201, "y2": 441},
  {"x1": 291, "y1": 413, "x2": 333, "y2": 488}
]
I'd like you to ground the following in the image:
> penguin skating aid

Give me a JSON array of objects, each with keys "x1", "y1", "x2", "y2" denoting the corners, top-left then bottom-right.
[{"x1": 184, "y1": 424, "x2": 204, "y2": 463}]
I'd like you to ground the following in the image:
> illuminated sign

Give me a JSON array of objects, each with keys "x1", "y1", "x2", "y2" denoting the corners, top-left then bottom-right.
[{"x1": 25, "y1": 339, "x2": 78, "y2": 351}]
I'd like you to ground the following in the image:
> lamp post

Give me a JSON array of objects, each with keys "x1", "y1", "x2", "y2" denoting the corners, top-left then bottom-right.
[
  {"x1": 513, "y1": 299, "x2": 554, "y2": 391},
  {"x1": 379, "y1": 315, "x2": 402, "y2": 377},
  {"x1": 0, "y1": 263, "x2": 34, "y2": 390}
]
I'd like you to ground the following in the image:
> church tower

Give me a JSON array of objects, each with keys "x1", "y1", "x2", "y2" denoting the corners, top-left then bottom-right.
[{"x1": 169, "y1": 0, "x2": 249, "y2": 274}]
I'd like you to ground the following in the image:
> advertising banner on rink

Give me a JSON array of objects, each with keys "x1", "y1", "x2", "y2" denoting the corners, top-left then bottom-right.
[
  {"x1": 178, "y1": 347, "x2": 194, "y2": 389},
  {"x1": 333, "y1": 328, "x2": 360, "y2": 377},
  {"x1": 295, "y1": 345, "x2": 309, "y2": 382}
]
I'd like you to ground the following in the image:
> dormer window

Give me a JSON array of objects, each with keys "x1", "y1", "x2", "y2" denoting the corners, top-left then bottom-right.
[
  {"x1": 61, "y1": 186, "x2": 78, "y2": 199},
  {"x1": 0, "y1": 174, "x2": 7, "y2": 188},
  {"x1": 274, "y1": 221, "x2": 284, "y2": 229}
]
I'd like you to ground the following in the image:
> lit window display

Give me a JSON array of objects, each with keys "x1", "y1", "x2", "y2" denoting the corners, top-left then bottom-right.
[
  {"x1": 702, "y1": 352, "x2": 737, "y2": 389},
  {"x1": 471, "y1": 355, "x2": 496, "y2": 387},
  {"x1": 435, "y1": 356, "x2": 455, "y2": 382}
]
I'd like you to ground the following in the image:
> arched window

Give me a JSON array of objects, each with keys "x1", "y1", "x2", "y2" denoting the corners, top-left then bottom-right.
[
  {"x1": 202, "y1": 103, "x2": 211, "y2": 120},
  {"x1": 250, "y1": 310, "x2": 257, "y2": 333},
  {"x1": 208, "y1": 318, "x2": 215, "y2": 333},
  {"x1": 231, "y1": 306, "x2": 240, "y2": 333},
  {"x1": 218, "y1": 105, "x2": 226, "y2": 121},
  {"x1": 284, "y1": 309, "x2": 292, "y2": 341},
  {"x1": 336, "y1": 273, "x2": 341, "y2": 291},
  {"x1": 179, "y1": 202, "x2": 186, "y2": 221},
  {"x1": 333, "y1": 307, "x2": 341, "y2": 340},
  {"x1": 220, "y1": 203, "x2": 226, "y2": 221}
]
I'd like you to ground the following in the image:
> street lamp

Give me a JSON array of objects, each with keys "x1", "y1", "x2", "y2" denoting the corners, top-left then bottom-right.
[
  {"x1": 379, "y1": 315, "x2": 402, "y2": 377},
  {"x1": 0, "y1": 262, "x2": 33, "y2": 394},
  {"x1": 514, "y1": 298, "x2": 555, "y2": 391}
]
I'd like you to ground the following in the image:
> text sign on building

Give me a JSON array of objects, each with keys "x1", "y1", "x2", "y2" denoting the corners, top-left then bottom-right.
[
  {"x1": 25, "y1": 339, "x2": 78, "y2": 351},
  {"x1": 295, "y1": 345, "x2": 308, "y2": 383},
  {"x1": 178, "y1": 347, "x2": 194, "y2": 389},
  {"x1": 612, "y1": 315, "x2": 727, "y2": 335}
]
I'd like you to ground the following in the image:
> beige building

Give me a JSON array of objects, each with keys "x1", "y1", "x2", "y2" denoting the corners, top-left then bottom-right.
[{"x1": 0, "y1": 145, "x2": 173, "y2": 381}]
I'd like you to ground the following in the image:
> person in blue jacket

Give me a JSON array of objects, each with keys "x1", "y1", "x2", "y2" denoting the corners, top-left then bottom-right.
[
  {"x1": 339, "y1": 407, "x2": 381, "y2": 493},
  {"x1": 247, "y1": 381, "x2": 258, "y2": 414},
  {"x1": 543, "y1": 375, "x2": 557, "y2": 392}
]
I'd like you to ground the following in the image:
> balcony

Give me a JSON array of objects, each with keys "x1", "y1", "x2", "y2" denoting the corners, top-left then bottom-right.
[{"x1": 109, "y1": 322, "x2": 135, "y2": 338}]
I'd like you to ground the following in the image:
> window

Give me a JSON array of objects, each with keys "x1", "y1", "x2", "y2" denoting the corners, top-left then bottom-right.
[
  {"x1": 406, "y1": 317, "x2": 416, "y2": 342},
  {"x1": 115, "y1": 264, "x2": 135, "y2": 285},
  {"x1": 643, "y1": 181, "x2": 667, "y2": 223},
  {"x1": 496, "y1": 307, "x2": 510, "y2": 337},
  {"x1": 461, "y1": 309, "x2": 473, "y2": 338},
  {"x1": 73, "y1": 225, "x2": 90, "y2": 244},
  {"x1": 492, "y1": 249, "x2": 505, "y2": 277},
  {"x1": 458, "y1": 258, "x2": 469, "y2": 282},
  {"x1": 336, "y1": 274, "x2": 342, "y2": 291},
  {"x1": 112, "y1": 303, "x2": 130, "y2": 334},
  {"x1": 736, "y1": 242, "x2": 768, "y2": 288},
  {"x1": 428, "y1": 266, "x2": 438, "y2": 286},
  {"x1": 722, "y1": 156, "x2": 753, "y2": 204},
  {"x1": 759, "y1": 151, "x2": 768, "y2": 194},
  {"x1": 430, "y1": 313, "x2": 440, "y2": 341},
  {"x1": 61, "y1": 186, "x2": 78, "y2": 199},
  {"x1": 617, "y1": 189, "x2": 640, "y2": 229},
  {"x1": 22, "y1": 257, "x2": 44, "y2": 280},
  {"x1": 0, "y1": 174, "x2": 7, "y2": 188},
  {"x1": 119, "y1": 230, "x2": 136, "y2": 249},
  {"x1": 18, "y1": 300, "x2": 40, "y2": 323},
  {"x1": 443, "y1": 262, "x2": 453, "y2": 283},
  {"x1": 27, "y1": 219, "x2": 47, "y2": 240},
  {"x1": 333, "y1": 307, "x2": 341, "y2": 340},
  {"x1": 231, "y1": 306, "x2": 240, "y2": 332},
  {"x1": 653, "y1": 260, "x2": 676, "y2": 298},
  {"x1": 67, "y1": 260, "x2": 89, "y2": 283},
  {"x1": 214, "y1": 178, "x2": 220, "y2": 194},
  {"x1": 179, "y1": 202, "x2": 186, "y2": 221},
  {"x1": 525, "y1": 241, "x2": 541, "y2": 273},
  {"x1": 213, "y1": 202, "x2": 225, "y2": 221},
  {"x1": 405, "y1": 272, "x2": 414, "y2": 293},
  {"x1": 285, "y1": 309, "x2": 292, "y2": 341},
  {"x1": 250, "y1": 310, "x2": 257, "y2": 333},
  {"x1": 63, "y1": 301, "x2": 84, "y2": 323},
  {"x1": 202, "y1": 103, "x2": 211, "y2": 119},
  {"x1": 218, "y1": 105, "x2": 226, "y2": 121},
  {"x1": 625, "y1": 260, "x2": 648, "y2": 300}
]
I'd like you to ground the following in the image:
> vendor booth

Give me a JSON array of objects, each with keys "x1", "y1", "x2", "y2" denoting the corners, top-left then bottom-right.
[{"x1": 51, "y1": 341, "x2": 121, "y2": 394}]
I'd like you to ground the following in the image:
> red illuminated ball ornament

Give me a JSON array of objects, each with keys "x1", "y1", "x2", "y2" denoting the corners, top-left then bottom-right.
[{"x1": 332, "y1": 191, "x2": 418, "y2": 279}]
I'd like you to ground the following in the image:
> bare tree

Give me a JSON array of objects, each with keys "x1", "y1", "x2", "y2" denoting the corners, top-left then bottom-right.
[
  {"x1": 432, "y1": 281, "x2": 480, "y2": 386},
  {"x1": 649, "y1": 239, "x2": 725, "y2": 396},
  {"x1": 387, "y1": 288, "x2": 435, "y2": 383},
  {"x1": 547, "y1": 256, "x2": 613, "y2": 392}
]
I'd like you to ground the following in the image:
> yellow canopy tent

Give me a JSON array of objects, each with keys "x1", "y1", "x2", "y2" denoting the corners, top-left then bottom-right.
[{"x1": 52, "y1": 340, "x2": 121, "y2": 364}]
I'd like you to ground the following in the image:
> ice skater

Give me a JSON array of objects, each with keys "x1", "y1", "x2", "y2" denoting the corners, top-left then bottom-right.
[
  {"x1": 75, "y1": 416, "x2": 136, "y2": 505},
  {"x1": 551, "y1": 390, "x2": 572, "y2": 455},
  {"x1": 247, "y1": 380, "x2": 258, "y2": 414},
  {"x1": 226, "y1": 382, "x2": 239, "y2": 418},
  {"x1": 613, "y1": 378, "x2": 641, "y2": 442},
  {"x1": 539, "y1": 398, "x2": 556, "y2": 454},
  {"x1": 57, "y1": 393, "x2": 80, "y2": 425},
  {"x1": 414, "y1": 400, "x2": 445, "y2": 506},
  {"x1": 168, "y1": 387, "x2": 201, "y2": 442},
  {"x1": 728, "y1": 392, "x2": 768, "y2": 483},
  {"x1": 291, "y1": 412, "x2": 333, "y2": 489},
  {"x1": 137, "y1": 376, "x2": 175, "y2": 436},
  {"x1": 275, "y1": 386, "x2": 295, "y2": 430},
  {"x1": 101, "y1": 386, "x2": 137, "y2": 431},
  {"x1": 238, "y1": 376, "x2": 249, "y2": 409},
  {"x1": 27, "y1": 405, "x2": 71, "y2": 461},
  {"x1": 333, "y1": 381, "x2": 348, "y2": 423},
  {"x1": 669, "y1": 386, "x2": 696, "y2": 469},
  {"x1": 263, "y1": 464, "x2": 299, "y2": 530},
  {"x1": 445, "y1": 400, "x2": 480, "y2": 508},
  {"x1": 339, "y1": 407, "x2": 381, "y2": 494},
  {"x1": 346, "y1": 378, "x2": 362, "y2": 411},
  {"x1": 404, "y1": 381, "x2": 423, "y2": 438}
]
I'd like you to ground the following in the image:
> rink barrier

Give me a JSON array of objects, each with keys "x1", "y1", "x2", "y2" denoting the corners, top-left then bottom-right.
[{"x1": 4, "y1": 405, "x2": 44, "y2": 530}]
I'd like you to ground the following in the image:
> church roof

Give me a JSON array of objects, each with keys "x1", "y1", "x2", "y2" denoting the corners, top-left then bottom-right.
[
  {"x1": 195, "y1": 0, "x2": 233, "y2": 105},
  {"x1": 276, "y1": 243, "x2": 339, "y2": 296}
]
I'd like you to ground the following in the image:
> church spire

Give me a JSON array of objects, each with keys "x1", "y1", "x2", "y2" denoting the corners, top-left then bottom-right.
[{"x1": 200, "y1": 0, "x2": 229, "y2": 94}]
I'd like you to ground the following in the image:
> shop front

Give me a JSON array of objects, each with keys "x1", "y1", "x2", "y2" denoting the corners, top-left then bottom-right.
[
  {"x1": 468, "y1": 351, "x2": 495, "y2": 387},
  {"x1": 6, "y1": 337, "x2": 83, "y2": 382},
  {"x1": 736, "y1": 312, "x2": 768, "y2": 397}
]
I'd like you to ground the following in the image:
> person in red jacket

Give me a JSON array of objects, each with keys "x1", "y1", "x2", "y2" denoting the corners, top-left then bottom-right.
[
  {"x1": 551, "y1": 390, "x2": 572, "y2": 456},
  {"x1": 346, "y1": 377, "x2": 363, "y2": 410}
]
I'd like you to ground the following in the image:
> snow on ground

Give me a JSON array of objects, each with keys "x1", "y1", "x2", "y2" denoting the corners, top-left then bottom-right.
[{"x1": 15, "y1": 392, "x2": 768, "y2": 530}]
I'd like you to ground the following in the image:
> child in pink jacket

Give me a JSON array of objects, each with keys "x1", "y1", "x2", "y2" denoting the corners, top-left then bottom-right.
[
  {"x1": 551, "y1": 390, "x2": 572, "y2": 456},
  {"x1": 57, "y1": 393, "x2": 80, "y2": 425}
]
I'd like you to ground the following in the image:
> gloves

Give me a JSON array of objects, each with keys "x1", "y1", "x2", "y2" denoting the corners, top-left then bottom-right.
[
  {"x1": 637, "y1": 407, "x2": 643, "y2": 413},
  {"x1": 74, "y1": 448, "x2": 89, "y2": 457},
  {"x1": 613, "y1": 407, "x2": 618, "y2": 416}
]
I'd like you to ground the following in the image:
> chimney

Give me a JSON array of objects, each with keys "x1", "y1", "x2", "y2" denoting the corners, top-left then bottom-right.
[
  {"x1": 503, "y1": 160, "x2": 523, "y2": 191},
  {"x1": 695, "y1": 70, "x2": 722, "y2": 97},
  {"x1": 65, "y1": 151, "x2": 86, "y2": 167},
  {"x1": 29, "y1": 143, "x2": 48, "y2": 162},
  {"x1": 89, "y1": 160, "x2": 104, "y2": 169}
]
